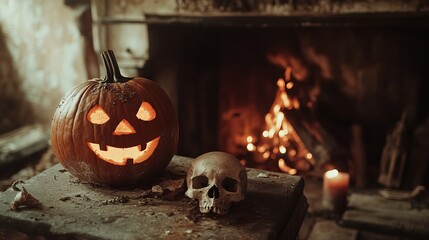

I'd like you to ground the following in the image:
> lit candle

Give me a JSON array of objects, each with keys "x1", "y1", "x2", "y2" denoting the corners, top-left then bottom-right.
[{"x1": 323, "y1": 169, "x2": 349, "y2": 212}]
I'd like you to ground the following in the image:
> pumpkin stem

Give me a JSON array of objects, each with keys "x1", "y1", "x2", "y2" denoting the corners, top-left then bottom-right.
[
  {"x1": 101, "y1": 51, "x2": 114, "y2": 83},
  {"x1": 106, "y1": 50, "x2": 131, "y2": 83}
]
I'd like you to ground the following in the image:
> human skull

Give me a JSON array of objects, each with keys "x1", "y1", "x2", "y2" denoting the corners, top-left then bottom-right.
[{"x1": 185, "y1": 151, "x2": 247, "y2": 215}]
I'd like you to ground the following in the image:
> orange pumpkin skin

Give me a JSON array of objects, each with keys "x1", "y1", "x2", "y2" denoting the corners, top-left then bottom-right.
[{"x1": 50, "y1": 51, "x2": 179, "y2": 185}]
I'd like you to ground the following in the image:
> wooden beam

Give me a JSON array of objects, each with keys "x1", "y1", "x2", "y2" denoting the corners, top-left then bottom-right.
[{"x1": 0, "y1": 125, "x2": 49, "y2": 168}]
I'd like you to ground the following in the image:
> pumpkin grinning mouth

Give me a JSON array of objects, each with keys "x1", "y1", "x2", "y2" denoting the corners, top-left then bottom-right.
[{"x1": 87, "y1": 137, "x2": 160, "y2": 166}]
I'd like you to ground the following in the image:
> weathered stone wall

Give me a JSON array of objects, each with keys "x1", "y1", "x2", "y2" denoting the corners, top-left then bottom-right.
[{"x1": 0, "y1": 0, "x2": 87, "y2": 133}]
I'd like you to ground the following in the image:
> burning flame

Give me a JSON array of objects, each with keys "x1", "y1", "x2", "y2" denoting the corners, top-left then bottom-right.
[
  {"x1": 245, "y1": 66, "x2": 313, "y2": 174},
  {"x1": 246, "y1": 136, "x2": 256, "y2": 151},
  {"x1": 325, "y1": 169, "x2": 339, "y2": 178},
  {"x1": 247, "y1": 143, "x2": 256, "y2": 151},
  {"x1": 278, "y1": 158, "x2": 297, "y2": 175}
]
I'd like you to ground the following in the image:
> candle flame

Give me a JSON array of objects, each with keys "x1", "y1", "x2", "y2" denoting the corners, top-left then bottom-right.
[{"x1": 326, "y1": 169, "x2": 339, "y2": 178}]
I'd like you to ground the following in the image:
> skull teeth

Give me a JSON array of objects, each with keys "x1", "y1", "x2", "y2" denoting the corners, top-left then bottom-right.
[
  {"x1": 213, "y1": 207, "x2": 227, "y2": 215},
  {"x1": 199, "y1": 206, "x2": 211, "y2": 213},
  {"x1": 199, "y1": 206, "x2": 228, "y2": 215}
]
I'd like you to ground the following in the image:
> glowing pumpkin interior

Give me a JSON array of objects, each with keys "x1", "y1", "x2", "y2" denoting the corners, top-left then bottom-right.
[{"x1": 86, "y1": 102, "x2": 159, "y2": 166}]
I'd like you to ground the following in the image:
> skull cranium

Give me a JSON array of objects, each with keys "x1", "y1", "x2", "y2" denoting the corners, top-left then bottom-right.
[{"x1": 185, "y1": 151, "x2": 247, "y2": 215}]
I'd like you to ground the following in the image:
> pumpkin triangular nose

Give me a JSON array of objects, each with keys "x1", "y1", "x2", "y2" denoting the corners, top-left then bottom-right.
[{"x1": 113, "y1": 119, "x2": 136, "y2": 135}]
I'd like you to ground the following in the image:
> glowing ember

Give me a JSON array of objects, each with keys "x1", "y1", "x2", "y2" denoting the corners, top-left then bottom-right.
[
  {"x1": 263, "y1": 152, "x2": 270, "y2": 159},
  {"x1": 281, "y1": 92, "x2": 291, "y2": 109},
  {"x1": 268, "y1": 129, "x2": 275, "y2": 138},
  {"x1": 262, "y1": 130, "x2": 269, "y2": 138},
  {"x1": 247, "y1": 143, "x2": 256, "y2": 151},
  {"x1": 285, "y1": 66, "x2": 292, "y2": 81},
  {"x1": 278, "y1": 158, "x2": 297, "y2": 175},
  {"x1": 293, "y1": 98, "x2": 300, "y2": 109},
  {"x1": 277, "y1": 78, "x2": 285, "y2": 89}
]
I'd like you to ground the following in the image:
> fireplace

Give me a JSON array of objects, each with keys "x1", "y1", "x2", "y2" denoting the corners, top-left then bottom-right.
[
  {"x1": 87, "y1": 0, "x2": 429, "y2": 188},
  {"x1": 135, "y1": 22, "x2": 427, "y2": 186}
]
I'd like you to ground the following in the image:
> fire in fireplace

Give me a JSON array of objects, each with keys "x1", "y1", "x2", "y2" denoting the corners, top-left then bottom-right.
[{"x1": 243, "y1": 67, "x2": 313, "y2": 175}]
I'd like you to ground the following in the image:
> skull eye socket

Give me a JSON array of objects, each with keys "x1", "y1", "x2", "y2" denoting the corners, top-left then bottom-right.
[
  {"x1": 136, "y1": 102, "x2": 156, "y2": 121},
  {"x1": 87, "y1": 105, "x2": 110, "y2": 124},
  {"x1": 222, "y1": 177, "x2": 239, "y2": 192},
  {"x1": 192, "y1": 175, "x2": 209, "y2": 189}
]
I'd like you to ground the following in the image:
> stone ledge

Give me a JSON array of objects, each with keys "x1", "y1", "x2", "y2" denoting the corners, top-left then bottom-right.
[{"x1": 0, "y1": 155, "x2": 307, "y2": 240}]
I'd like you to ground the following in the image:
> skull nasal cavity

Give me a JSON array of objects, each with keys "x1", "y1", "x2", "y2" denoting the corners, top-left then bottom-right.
[
  {"x1": 113, "y1": 119, "x2": 136, "y2": 135},
  {"x1": 208, "y1": 186, "x2": 220, "y2": 199}
]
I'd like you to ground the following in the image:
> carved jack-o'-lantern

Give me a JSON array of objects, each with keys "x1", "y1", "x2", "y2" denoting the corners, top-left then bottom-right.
[{"x1": 50, "y1": 50, "x2": 179, "y2": 185}]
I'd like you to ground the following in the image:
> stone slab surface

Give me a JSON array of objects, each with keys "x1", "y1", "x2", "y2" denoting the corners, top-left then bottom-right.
[
  {"x1": 342, "y1": 192, "x2": 429, "y2": 239},
  {"x1": 308, "y1": 219, "x2": 357, "y2": 240},
  {"x1": 0, "y1": 155, "x2": 307, "y2": 240}
]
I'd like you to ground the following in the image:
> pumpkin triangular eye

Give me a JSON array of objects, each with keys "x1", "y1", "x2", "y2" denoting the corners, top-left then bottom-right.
[
  {"x1": 136, "y1": 102, "x2": 156, "y2": 121},
  {"x1": 87, "y1": 105, "x2": 110, "y2": 124},
  {"x1": 113, "y1": 119, "x2": 136, "y2": 135}
]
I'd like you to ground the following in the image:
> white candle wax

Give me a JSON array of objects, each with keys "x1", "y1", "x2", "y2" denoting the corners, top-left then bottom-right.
[{"x1": 322, "y1": 169, "x2": 350, "y2": 212}]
